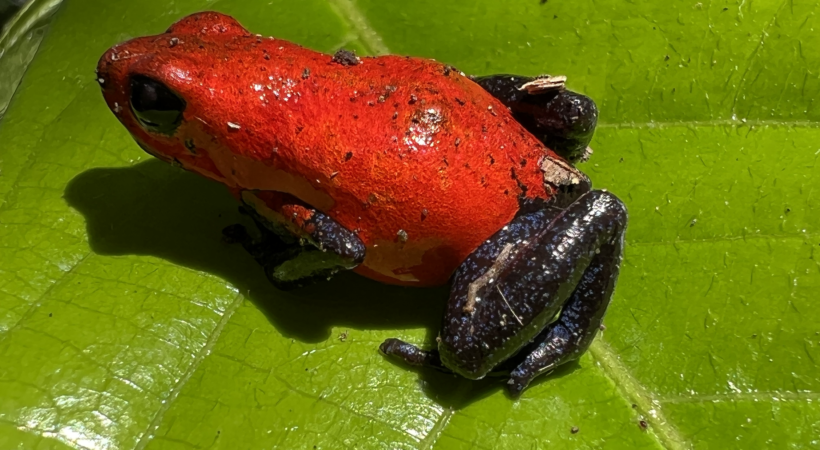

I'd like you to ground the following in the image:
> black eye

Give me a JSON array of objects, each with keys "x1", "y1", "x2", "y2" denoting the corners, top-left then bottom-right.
[{"x1": 130, "y1": 75, "x2": 186, "y2": 135}]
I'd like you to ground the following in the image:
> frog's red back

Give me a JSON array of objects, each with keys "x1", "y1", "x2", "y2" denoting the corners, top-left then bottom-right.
[{"x1": 98, "y1": 12, "x2": 579, "y2": 286}]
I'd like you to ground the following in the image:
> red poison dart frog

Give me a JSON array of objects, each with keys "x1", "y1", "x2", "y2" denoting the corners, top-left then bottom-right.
[{"x1": 97, "y1": 12, "x2": 627, "y2": 396}]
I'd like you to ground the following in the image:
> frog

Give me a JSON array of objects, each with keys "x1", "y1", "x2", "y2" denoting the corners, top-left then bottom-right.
[{"x1": 96, "y1": 11, "x2": 627, "y2": 396}]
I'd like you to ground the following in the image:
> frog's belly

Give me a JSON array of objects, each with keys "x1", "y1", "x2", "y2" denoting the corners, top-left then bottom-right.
[{"x1": 239, "y1": 186, "x2": 519, "y2": 287}]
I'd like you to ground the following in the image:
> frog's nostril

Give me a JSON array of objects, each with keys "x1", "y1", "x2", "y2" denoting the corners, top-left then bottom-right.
[{"x1": 129, "y1": 75, "x2": 186, "y2": 135}]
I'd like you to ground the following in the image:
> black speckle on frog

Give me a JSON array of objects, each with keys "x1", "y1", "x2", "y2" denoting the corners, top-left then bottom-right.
[{"x1": 331, "y1": 49, "x2": 359, "y2": 66}]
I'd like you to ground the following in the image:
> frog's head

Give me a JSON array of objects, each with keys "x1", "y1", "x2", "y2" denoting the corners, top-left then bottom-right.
[{"x1": 96, "y1": 12, "x2": 270, "y2": 184}]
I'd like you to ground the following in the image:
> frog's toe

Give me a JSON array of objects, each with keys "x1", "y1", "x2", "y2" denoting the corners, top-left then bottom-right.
[
  {"x1": 506, "y1": 375, "x2": 528, "y2": 397},
  {"x1": 379, "y1": 338, "x2": 451, "y2": 373},
  {"x1": 379, "y1": 339, "x2": 427, "y2": 366}
]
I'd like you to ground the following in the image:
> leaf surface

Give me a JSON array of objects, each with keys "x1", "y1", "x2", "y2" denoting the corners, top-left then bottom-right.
[{"x1": 0, "y1": 0, "x2": 818, "y2": 449}]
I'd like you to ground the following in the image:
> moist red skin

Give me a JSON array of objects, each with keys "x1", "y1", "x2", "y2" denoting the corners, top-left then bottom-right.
[{"x1": 97, "y1": 12, "x2": 564, "y2": 287}]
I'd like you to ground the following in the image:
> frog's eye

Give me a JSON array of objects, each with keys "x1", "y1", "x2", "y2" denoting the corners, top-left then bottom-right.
[{"x1": 130, "y1": 75, "x2": 186, "y2": 135}]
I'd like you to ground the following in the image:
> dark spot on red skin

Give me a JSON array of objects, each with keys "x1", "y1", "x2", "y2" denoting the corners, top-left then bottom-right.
[
  {"x1": 455, "y1": 97, "x2": 465, "y2": 106},
  {"x1": 510, "y1": 167, "x2": 528, "y2": 194},
  {"x1": 184, "y1": 139, "x2": 196, "y2": 153},
  {"x1": 331, "y1": 49, "x2": 359, "y2": 66},
  {"x1": 392, "y1": 111, "x2": 398, "y2": 119},
  {"x1": 344, "y1": 151, "x2": 353, "y2": 161},
  {"x1": 302, "y1": 68, "x2": 310, "y2": 79},
  {"x1": 421, "y1": 209, "x2": 429, "y2": 221},
  {"x1": 455, "y1": 138, "x2": 461, "y2": 147},
  {"x1": 409, "y1": 94, "x2": 417, "y2": 104}
]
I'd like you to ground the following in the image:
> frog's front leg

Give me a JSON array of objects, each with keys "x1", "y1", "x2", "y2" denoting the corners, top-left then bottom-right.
[
  {"x1": 224, "y1": 190, "x2": 365, "y2": 290},
  {"x1": 473, "y1": 74, "x2": 598, "y2": 164},
  {"x1": 381, "y1": 190, "x2": 626, "y2": 396}
]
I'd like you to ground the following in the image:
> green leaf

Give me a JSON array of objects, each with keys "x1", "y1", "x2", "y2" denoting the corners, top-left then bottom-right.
[
  {"x1": 1, "y1": 0, "x2": 817, "y2": 448},
  {"x1": 0, "y1": 0, "x2": 62, "y2": 120}
]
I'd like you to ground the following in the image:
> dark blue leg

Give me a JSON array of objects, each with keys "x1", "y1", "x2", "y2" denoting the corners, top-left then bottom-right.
[{"x1": 381, "y1": 191, "x2": 627, "y2": 395}]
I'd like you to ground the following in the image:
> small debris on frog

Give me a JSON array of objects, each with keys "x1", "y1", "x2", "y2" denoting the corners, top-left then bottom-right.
[
  {"x1": 339, "y1": 330, "x2": 349, "y2": 342},
  {"x1": 579, "y1": 146, "x2": 594, "y2": 163},
  {"x1": 331, "y1": 49, "x2": 360, "y2": 66},
  {"x1": 518, "y1": 75, "x2": 566, "y2": 94}
]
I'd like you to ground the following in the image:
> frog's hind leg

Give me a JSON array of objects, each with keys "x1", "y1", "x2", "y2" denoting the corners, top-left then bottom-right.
[
  {"x1": 504, "y1": 220, "x2": 624, "y2": 395},
  {"x1": 473, "y1": 74, "x2": 598, "y2": 163},
  {"x1": 435, "y1": 190, "x2": 626, "y2": 395}
]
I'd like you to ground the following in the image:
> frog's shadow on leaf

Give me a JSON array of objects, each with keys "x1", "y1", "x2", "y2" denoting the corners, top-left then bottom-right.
[
  {"x1": 63, "y1": 160, "x2": 444, "y2": 342},
  {"x1": 65, "y1": 160, "x2": 581, "y2": 406}
]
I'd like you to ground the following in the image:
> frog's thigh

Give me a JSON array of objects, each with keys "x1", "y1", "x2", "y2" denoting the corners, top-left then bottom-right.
[{"x1": 439, "y1": 191, "x2": 627, "y2": 392}]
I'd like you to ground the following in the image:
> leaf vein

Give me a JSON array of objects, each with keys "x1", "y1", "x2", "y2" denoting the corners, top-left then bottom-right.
[
  {"x1": 326, "y1": 0, "x2": 389, "y2": 55},
  {"x1": 589, "y1": 338, "x2": 691, "y2": 450},
  {"x1": 132, "y1": 292, "x2": 245, "y2": 450},
  {"x1": 0, "y1": 252, "x2": 92, "y2": 344}
]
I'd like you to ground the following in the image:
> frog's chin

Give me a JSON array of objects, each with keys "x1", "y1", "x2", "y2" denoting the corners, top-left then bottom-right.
[{"x1": 134, "y1": 139, "x2": 171, "y2": 163}]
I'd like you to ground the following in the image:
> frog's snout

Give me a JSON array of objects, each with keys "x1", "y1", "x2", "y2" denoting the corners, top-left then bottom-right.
[
  {"x1": 97, "y1": 43, "x2": 188, "y2": 138},
  {"x1": 96, "y1": 43, "x2": 141, "y2": 95},
  {"x1": 95, "y1": 43, "x2": 144, "y2": 116}
]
